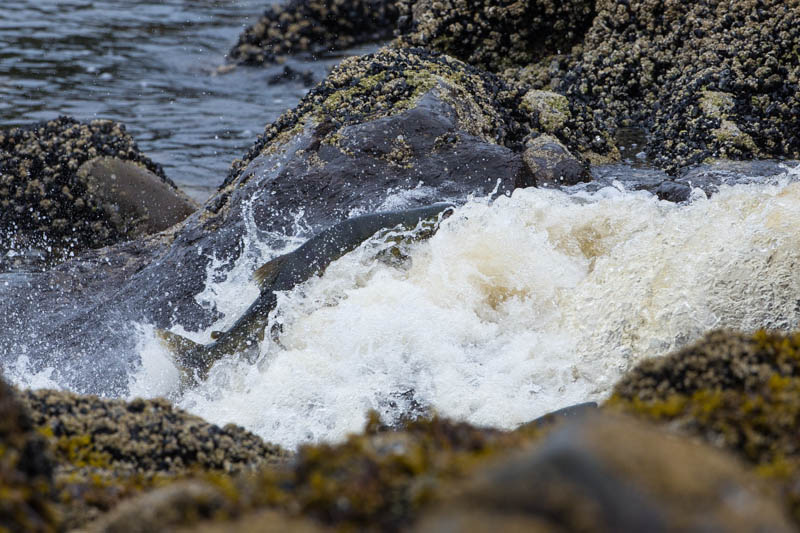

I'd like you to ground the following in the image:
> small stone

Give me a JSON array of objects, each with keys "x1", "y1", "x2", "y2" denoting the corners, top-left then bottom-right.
[{"x1": 523, "y1": 134, "x2": 589, "y2": 187}]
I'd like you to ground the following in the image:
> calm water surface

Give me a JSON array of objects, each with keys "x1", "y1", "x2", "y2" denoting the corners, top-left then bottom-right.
[{"x1": 0, "y1": 1, "x2": 371, "y2": 201}]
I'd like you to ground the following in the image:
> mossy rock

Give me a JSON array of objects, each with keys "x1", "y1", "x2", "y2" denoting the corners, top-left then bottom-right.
[{"x1": 607, "y1": 329, "x2": 800, "y2": 524}]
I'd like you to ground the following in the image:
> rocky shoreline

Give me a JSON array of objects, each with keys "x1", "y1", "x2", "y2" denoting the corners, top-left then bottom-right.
[
  {"x1": 2, "y1": 0, "x2": 800, "y2": 531},
  {"x1": 4, "y1": 330, "x2": 800, "y2": 531}
]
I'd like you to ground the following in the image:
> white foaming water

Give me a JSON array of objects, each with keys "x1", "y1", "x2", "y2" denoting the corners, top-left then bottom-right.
[{"x1": 133, "y1": 176, "x2": 800, "y2": 450}]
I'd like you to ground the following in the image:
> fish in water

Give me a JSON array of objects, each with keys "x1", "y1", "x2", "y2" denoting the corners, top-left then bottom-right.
[{"x1": 158, "y1": 203, "x2": 455, "y2": 384}]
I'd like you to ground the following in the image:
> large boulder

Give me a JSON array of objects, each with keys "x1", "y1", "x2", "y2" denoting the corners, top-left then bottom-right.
[
  {"x1": 0, "y1": 47, "x2": 537, "y2": 396},
  {"x1": 0, "y1": 117, "x2": 196, "y2": 268},
  {"x1": 608, "y1": 329, "x2": 800, "y2": 524},
  {"x1": 220, "y1": 46, "x2": 534, "y2": 235}
]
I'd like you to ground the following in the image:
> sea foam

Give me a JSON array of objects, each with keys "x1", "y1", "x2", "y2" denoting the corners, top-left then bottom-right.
[{"x1": 143, "y1": 176, "x2": 800, "y2": 449}]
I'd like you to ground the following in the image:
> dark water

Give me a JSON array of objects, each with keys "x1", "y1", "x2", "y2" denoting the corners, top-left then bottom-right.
[{"x1": 0, "y1": 0, "x2": 374, "y2": 202}]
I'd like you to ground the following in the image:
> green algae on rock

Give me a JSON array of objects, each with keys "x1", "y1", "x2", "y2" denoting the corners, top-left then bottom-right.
[
  {"x1": 608, "y1": 329, "x2": 800, "y2": 524},
  {"x1": 0, "y1": 117, "x2": 192, "y2": 267},
  {"x1": 227, "y1": 46, "x2": 532, "y2": 185},
  {"x1": 0, "y1": 378, "x2": 58, "y2": 533},
  {"x1": 228, "y1": 0, "x2": 400, "y2": 66}
]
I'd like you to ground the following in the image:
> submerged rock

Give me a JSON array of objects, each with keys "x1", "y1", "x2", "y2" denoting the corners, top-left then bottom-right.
[
  {"x1": 608, "y1": 329, "x2": 800, "y2": 524},
  {"x1": 228, "y1": 0, "x2": 400, "y2": 66},
  {"x1": 0, "y1": 117, "x2": 193, "y2": 268}
]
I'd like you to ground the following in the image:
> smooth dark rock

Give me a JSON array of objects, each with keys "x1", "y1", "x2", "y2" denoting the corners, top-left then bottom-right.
[
  {"x1": 521, "y1": 401, "x2": 597, "y2": 429},
  {"x1": 77, "y1": 156, "x2": 197, "y2": 237}
]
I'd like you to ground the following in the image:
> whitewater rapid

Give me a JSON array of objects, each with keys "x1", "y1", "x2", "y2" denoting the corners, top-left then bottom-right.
[{"x1": 24, "y1": 170, "x2": 800, "y2": 449}]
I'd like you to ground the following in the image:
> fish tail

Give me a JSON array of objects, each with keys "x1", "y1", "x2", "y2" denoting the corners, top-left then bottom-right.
[{"x1": 155, "y1": 329, "x2": 211, "y2": 384}]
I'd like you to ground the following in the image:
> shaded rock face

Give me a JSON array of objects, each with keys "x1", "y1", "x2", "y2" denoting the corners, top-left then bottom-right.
[
  {"x1": 417, "y1": 413, "x2": 794, "y2": 532},
  {"x1": 608, "y1": 329, "x2": 800, "y2": 524},
  {"x1": 0, "y1": 48, "x2": 534, "y2": 396},
  {"x1": 228, "y1": 0, "x2": 400, "y2": 66},
  {"x1": 0, "y1": 377, "x2": 57, "y2": 533},
  {"x1": 0, "y1": 117, "x2": 193, "y2": 268}
]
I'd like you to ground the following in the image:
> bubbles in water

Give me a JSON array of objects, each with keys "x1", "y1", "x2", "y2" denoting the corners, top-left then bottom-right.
[{"x1": 166, "y1": 178, "x2": 800, "y2": 449}]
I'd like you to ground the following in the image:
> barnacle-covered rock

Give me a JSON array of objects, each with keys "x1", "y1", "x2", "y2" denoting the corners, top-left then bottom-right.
[
  {"x1": 0, "y1": 117, "x2": 195, "y2": 267},
  {"x1": 228, "y1": 0, "x2": 400, "y2": 66},
  {"x1": 0, "y1": 377, "x2": 57, "y2": 532},
  {"x1": 608, "y1": 329, "x2": 800, "y2": 524}
]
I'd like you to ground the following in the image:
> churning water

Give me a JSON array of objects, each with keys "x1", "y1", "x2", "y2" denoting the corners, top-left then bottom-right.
[
  {"x1": 4, "y1": 2, "x2": 800, "y2": 451},
  {"x1": 126, "y1": 170, "x2": 800, "y2": 448}
]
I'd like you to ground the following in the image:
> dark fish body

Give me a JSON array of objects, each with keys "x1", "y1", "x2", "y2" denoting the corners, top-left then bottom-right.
[{"x1": 159, "y1": 203, "x2": 455, "y2": 382}]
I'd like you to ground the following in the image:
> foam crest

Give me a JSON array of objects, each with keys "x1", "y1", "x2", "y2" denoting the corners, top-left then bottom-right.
[{"x1": 176, "y1": 179, "x2": 800, "y2": 448}]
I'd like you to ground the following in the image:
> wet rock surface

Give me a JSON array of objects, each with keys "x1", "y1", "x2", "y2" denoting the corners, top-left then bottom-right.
[
  {"x1": 0, "y1": 48, "x2": 541, "y2": 396},
  {"x1": 0, "y1": 117, "x2": 185, "y2": 268},
  {"x1": 221, "y1": 47, "x2": 535, "y2": 235},
  {"x1": 228, "y1": 0, "x2": 400, "y2": 66}
]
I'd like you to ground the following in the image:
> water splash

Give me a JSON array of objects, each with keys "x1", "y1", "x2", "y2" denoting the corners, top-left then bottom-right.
[{"x1": 169, "y1": 178, "x2": 800, "y2": 448}]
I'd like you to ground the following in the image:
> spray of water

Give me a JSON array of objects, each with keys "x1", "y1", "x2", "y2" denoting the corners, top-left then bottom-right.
[{"x1": 125, "y1": 176, "x2": 800, "y2": 449}]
